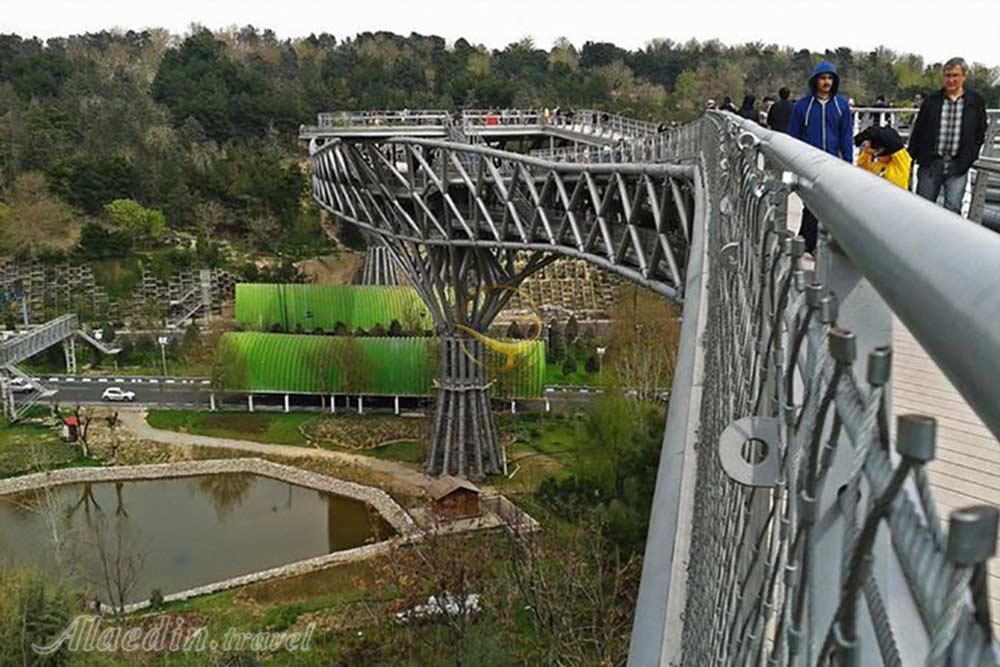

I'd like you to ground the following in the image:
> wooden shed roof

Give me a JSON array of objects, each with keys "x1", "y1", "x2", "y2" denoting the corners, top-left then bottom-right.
[{"x1": 427, "y1": 476, "x2": 481, "y2": 500}]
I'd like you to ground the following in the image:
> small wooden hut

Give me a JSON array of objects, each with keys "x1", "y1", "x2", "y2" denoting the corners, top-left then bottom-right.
[{"x1": 428, "y1": 477, "x2": 481, "y2": 520}]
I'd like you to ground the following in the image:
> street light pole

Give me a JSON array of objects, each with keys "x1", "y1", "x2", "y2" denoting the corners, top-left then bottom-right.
[{"x1": 157, "y1": 336, "x2": 168, "y2": 376}]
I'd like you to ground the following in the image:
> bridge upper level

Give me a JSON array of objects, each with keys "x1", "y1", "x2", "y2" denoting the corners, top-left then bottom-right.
[{"x1": 301, "y1": 107, "x2": 664, "y2": 147}]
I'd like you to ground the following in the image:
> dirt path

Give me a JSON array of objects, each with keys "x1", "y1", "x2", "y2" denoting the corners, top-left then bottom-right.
[{"x1": 118, "y1": 411, "x2": 435, "y2": 495}]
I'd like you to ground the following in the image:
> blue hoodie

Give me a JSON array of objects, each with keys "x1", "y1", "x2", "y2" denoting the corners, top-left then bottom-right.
[{"x1": 788, "y1": 60, "x2": 854, "y2": 162}]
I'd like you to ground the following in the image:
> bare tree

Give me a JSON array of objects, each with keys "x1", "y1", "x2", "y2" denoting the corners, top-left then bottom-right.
[
  {"x1": 493, "y1": 517, "x2": 640, "y2": 666},
  {"x1": 105, "y1": 410, "x2": 121, "y2": 462},
  {"x1": 356, "y1": 519, "x2": 493, "y2": 666},
  {"x1": 606, "y1": 285, "x2": 680, "y2": 401},
  {"x1": 73, "y1": 404, "x2": 94, "y2": 458},
  {"x1": 82, "y1": 509, "x2": 147, "y2": 616}
]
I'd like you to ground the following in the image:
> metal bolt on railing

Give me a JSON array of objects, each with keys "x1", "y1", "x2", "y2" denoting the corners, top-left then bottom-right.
[{"x1": 928, "y1": 505, "x2": 999, "y2": 665}]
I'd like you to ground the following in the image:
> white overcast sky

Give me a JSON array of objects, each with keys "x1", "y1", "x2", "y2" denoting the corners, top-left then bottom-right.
[{"x1": 3, "y1": 0, "x2": 999, "y2": 67}]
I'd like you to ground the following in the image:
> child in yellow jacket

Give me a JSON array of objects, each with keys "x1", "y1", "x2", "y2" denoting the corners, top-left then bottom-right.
[{"x1": 854, "y1": 125, "x2": 912, "y2": 190}]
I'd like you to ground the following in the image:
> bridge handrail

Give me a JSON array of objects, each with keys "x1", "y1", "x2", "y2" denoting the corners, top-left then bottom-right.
[
  {"x1": 317, "y1": 110, "x2": 451, "y2": 128},
  {"x1": 724, "y1": 112, "x2": 1000, "y2": 438}
]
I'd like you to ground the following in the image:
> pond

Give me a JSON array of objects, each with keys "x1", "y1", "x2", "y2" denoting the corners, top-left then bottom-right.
[{"x1": 0, "y1": 474, "x2": 393, "y2": 605}]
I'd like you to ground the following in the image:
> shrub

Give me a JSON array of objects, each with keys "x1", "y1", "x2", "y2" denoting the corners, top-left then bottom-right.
[
  {"x1": 0, "y1": 566, "x2": 74, "y2": 665},
  {"x1": 547, "y1": 323, "x2": 566, "y2": 363},
  {"x1": 585, "y1": 354, "x2": 601, "y2": 374},
  {"x1": 150, "y1": 588, "x2": 164, "y2": 609},
  {"x1": 562, "y1": 355, "x2": 578, "y2": 376}
]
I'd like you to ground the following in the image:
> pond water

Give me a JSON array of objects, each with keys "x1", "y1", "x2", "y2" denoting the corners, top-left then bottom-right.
[{"x1": 0, "y1": 474, "x2": 393, "y2": 604}]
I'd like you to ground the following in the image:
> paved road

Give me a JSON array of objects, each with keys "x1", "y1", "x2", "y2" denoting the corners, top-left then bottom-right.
[
  {"x1": 10, "y1": 374, "x2": 605, "y2": 412},
  {"x1": 21, "y1": 375, "x2": 213, "y2": 408}
]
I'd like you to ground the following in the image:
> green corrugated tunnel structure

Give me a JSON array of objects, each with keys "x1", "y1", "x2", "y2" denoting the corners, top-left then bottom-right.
[
  {"x1": 215, "y1": 333, "x2": 546, "y2": 398},
  {"x1": 235, "y1": 284, "x2": 430, "y2": 333}
]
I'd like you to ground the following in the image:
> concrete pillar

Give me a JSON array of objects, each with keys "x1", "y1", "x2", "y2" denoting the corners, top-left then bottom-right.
[
  {"x1": 394, "y1": 396, "x2": 400, "y2": 415},
  {"x1": 330, "y1": 395, "x2": 335, "y2": 414},
  {"x1": 210, "y1": 393, "x2": 216, "y2": 411},
  {"x1": 357, "y1": 396, "x2": 364, "y2": 415},
  {"x1": 510, "y1": 400, "x2": 516, "y2": 414},
  {"x1": 284, "y1": 394, "x2": 289, "y2": 413},
  {"x1": 248, "y1": 394, "x2": 254, "y2": 412}
]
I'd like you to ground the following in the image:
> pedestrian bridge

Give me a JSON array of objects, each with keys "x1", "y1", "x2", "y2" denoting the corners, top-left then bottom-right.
[{"x1": 307, "y1": 107, "x2": 1000, "y2": 664}]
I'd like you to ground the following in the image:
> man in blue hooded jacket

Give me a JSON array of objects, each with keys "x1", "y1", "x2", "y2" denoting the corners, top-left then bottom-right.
[{"x1": 788, "y1": 60, "x2": 854, "y2": 252}]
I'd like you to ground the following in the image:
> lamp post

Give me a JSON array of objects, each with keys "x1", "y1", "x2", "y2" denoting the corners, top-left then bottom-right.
[{"x1": 157, "y1": 336, "x2": 168, "y2": 376}]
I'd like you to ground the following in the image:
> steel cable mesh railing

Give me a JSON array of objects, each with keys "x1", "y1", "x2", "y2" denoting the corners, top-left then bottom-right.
[{"x1": 656, "y1": 114, "x2": 1000, "y2": 666}]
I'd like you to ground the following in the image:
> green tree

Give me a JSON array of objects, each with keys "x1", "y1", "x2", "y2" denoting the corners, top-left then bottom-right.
[
  {"x1": 211, "y1": 335, "x2": 249, "y2": 393},
  {"x1": 103, "y1": 198, "x2": 167, "y2": 248}
]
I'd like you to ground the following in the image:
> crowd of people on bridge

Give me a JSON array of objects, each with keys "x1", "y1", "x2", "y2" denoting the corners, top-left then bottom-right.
[{"x1": 716, "y1": 56, "x2": 989, "y2": 250}]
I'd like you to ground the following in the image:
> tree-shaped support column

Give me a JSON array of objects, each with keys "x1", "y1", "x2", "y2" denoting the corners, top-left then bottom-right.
[
  {"x1": 391, "y1": 246, "x2": 554, "y2": 480},
  {"x1": 427, "y1": 333, "x2": 502, "y2": 478}
]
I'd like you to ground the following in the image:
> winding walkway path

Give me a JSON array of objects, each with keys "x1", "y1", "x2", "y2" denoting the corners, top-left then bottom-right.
[{"x1": 118, "y1": 411, "x2": 435, "y2": 494}]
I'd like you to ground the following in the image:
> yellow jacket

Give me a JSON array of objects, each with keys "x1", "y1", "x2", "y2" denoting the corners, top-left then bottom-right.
[{"x1": 857, "y1": 149, "x2": 912, "y2": 190}]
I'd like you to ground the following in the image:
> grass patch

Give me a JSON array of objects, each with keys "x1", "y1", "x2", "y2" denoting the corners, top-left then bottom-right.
[
  {"x1": 489, "y1": 414, "x2": 581, "y2": 494},
  {"x1": 0, "y1": 421, "x2": 90, "y2": 477},
  {"x1": 544, "y1": 354, "x2": 604, "y2": 387},
  {"x1": 147, "y1": 411, "x2": 313, "y2": 446},
  {"x1": 368, "y1": 440, "x2": 424, "y2": 464}
]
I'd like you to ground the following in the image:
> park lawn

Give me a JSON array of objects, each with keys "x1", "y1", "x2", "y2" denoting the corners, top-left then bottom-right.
[
  {"x1": 0, "y1": 420, "x2": 98, "y2": 477},
  {"x1": 147, "y1": 410, "x2": 313, "y2": 446},
  {"x1": 490, "y1": 414, "x2": 581, "y2": 495}
]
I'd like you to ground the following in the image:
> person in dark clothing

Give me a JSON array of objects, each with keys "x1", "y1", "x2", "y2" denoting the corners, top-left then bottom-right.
[
  {"x1": 767, "y1": 87, "x2": 794, "y2": 133},
  {"x1": 721, "y1": 96, "x2": 738, "y2": 113},
  {"x1": 908, "y1": 57, "x2": 988, "y2": 215},
  {"x1": 738, "y1": 94, "x2": 759, "y2": 123},
  {"x1": 788, "y1": 60, "x2": 854, "y2": 253}
]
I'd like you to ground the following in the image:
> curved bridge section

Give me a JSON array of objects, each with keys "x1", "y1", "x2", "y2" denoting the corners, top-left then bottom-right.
[
  {"x1": 309, "y1": 108, "x2": 1000, "y2": 665},
  {"x1": 310, "y1": 135, "x2": 696, "y2": 301}
]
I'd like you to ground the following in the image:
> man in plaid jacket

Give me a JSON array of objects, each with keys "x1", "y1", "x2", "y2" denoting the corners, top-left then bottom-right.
[{"x1": 908, "y1": 57, "x2": 988, "y2": 215}]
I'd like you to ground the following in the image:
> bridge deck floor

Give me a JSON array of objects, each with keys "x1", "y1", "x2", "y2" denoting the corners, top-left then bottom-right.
[{"x1": 788, "y1": 195, "x2": 1000, "y2": 629}]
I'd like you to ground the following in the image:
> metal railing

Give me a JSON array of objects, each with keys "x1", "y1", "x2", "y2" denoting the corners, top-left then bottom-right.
[
  {"x1": 631, "y1": 111, "x2": 1000, "y2": 665},
  {"x1": 971, "y1": 157, "x2": 1000, "y2": 229},
  {"x1": 0, "y1": 314, "x2": 78, "y2": 366},
  {"x1": 317, "y1": 110, "x2": 451, "y2": 128}
]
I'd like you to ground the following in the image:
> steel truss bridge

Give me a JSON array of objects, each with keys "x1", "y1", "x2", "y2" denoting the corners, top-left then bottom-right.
[{"x1": 307, "y1": 107, "x2": 1000, "y2": 664}]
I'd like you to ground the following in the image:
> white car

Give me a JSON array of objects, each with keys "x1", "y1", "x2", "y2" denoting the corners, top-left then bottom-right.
[
  {"x1": 9, "y1": 378, "x2": 33, "y2": 393},
  {"x1": 101, "y1": 387, "x2": 135, "y2": 402}
]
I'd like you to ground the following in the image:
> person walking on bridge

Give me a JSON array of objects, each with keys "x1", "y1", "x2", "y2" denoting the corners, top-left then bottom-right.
[
  {"x1": 908, "y1": 57, "x2": 988, "y2": 215},
  {"x1": 855, "y1": 125, "x2": 912, "y2": 190},
  {"x1": 788, "y1": 60, "x2": 854, "y2": 252},
  {"x1": 766, "y1": 87, "x2": 794, "y2": 133}
]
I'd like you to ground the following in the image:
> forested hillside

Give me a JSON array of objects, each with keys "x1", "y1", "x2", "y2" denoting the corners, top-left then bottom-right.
[{"x1": 1, "y1": 27, "x2": 997, "y2": 263}]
